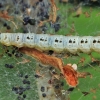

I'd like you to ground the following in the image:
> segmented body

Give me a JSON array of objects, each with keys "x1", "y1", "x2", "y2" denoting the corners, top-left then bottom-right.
[{"x1": 0, "y1": 33, "x2": 100, "y2": 54}]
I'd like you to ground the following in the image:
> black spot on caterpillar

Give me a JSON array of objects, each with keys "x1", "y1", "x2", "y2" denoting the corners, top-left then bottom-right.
[{"x1": 0, "y1": 33, "x2": 100, "y2": 54}]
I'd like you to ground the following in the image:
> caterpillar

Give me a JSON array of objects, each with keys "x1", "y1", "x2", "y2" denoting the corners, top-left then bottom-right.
[{"x1": 0, "y1": 33, "x2": 100, "y2": 54}]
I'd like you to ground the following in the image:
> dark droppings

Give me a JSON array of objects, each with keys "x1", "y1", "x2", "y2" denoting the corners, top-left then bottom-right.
[
  {"x1": 34, "y1": 74, "x2": 41, "y2": 78},
  {"x1": 22, "y1": 79, "x2": 30, "y2": 85},
  {"x1": 23, "y1": 17, "x2": 30, "y2": 25},
  {"x1": 12, "y1": 86, "x2": 26, "y2": 95},
  {"x1": 55, "y1": 84, "x2": 60, "y2": 89},
  {"x1": 48, "y1": 50, "x2": 54, "y2": 55},
  {"x1": 3, "y1": 23, "x2": 7, "y2": 27},
  {"x1": 28, "y1": 19, "x2": 36, "y2": 25},
  {"x1": 6, "y1": 26, "x2": 11, "y2": 30},
  {"x1": 3, "y1": 23, "x2": 11, "y2": 30},
  {"x1": 12, "y1": 50, "x2": 16, "y2": 54},
  {"x1": 23, "y1": 79, "x2": 29, "y2": 84},
  {"x1": 67, "y1": 87, "x2": 74, "y2": 92},
  {"x1": 54, "y1": 23, "x2": 61, "y2": 32},
  {"x1": 14, "y1": 53, "x2": 23, "y2": 58},
  {"x1": 23, "y1": 94, "x2": 26, "y2": 98},
  {"x1": 7, "y1": 53, "x2": 12, "y2": 57},
  {"x1": 41, "y1": 86, "x2": 45, "y2": 92},
  {"x1": 12, "y1": 86, "x2": 18, "y2": 91},
  {"x1": 12, "y1": 72, "x2": 31, "y2": 100},
  {"x1": 60, "y1": 81, "x2": 64, "y2": 86},
  {"x1": 49, "y1": 66, "x2": 53, "y2": 70},
  {"x1": 5, "y1": 49, "x2": 9, "y2": 53},
  {"x1": 5, "y1": 64, "x2": 14, "y2": 68},
  {"x1": 5, "y1": 50, "x2": 12, "y2": 57},
  {"x1": 26, "y1": 81, "x2": 30, "y2": 84},
  {"x1": 18, "y1": 91, "x2": 23, "y2": 95},
  {"x1": 25, "y1": 75, "x2": 28, "y2": 79},
  {"x1": 5, "y1": 47, "x2": 23, "y2": 58},
  {"x1": 42, "y1": 93, "x2": 46, "y2": 97}
]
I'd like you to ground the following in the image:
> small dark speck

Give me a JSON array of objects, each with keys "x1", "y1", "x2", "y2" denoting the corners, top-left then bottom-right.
[
  {"x1": 85, "y1": 41, "x2": 88, "y2": 43},
  {"x1": 23, "y1": 79, "x2": 28, "y2": 84},
  {"x1": 28, "y1": 19, "x2": 36, "y2": 25},
  {"x1": 7, "y1": 53, "x2": 12, "y2": 57},
  {"x1": 7, "y1": 26, "x2": 11, "y2": 30},
  {"x1": 12, "y1": 50, "x2": 16, "y2": 54},
  {"x1": 41, "y1": 86, "x2": 45, "y2": 92},
  {"x1": 49, "y1": 67, "x2": 53, "y2": 70},
  {"x1": 55, "y1": 84, "x2": 60, "y2": 89},
  {"x1": 42, "y1": 93, "x2": 46, "y2": 97},
  {"x1": 5, "y1": 50, "x2": 9, "y2": 54},
  {"x1": 67, "y1": 87, "x2": 74, "y2": 92},
  {"x1": 15, "y1": 53, "x2": 23, "y2": 57},
  {"x1": 12, "y1": 86, "x2": 18, "y2": 91},
  {"x1": 22, "y1": 79, "x2": 30, "y2": 84},
  {"x1": 93, "y1": 40, "x2": 96, "y2": 43},
  {"x1": 25, "y1": 75, "x2": 28, "y2": 78},
  {"x1": 48, "y1": 50, "x2": 54, "y2": 55},
  {"x1": 23, "y1": 94, "x2": 26, "y2": 98},
  {"x1": 3, "y1": 23, "x2": 7, "y2": 27},
  {"x1": 52, "y1": 71, "x2": 57, "y2": 75},
  {"x1": 12, "y1": 86, "x2": 25, "y2": 95},
  {"x1": 19, "y1": 86, "x2": 24, "y2": 91},
  {"x1": 39, "y1": 64, "x2": 43, "y2": 67},
  {"x1": 98, "y1": 40, "x2": 100, "y2": 43},
  {"x1": 18, "y1": 91, "x2": 23, "y2": 95},
  {"x1": 5, "y1": 64, "x2": 14, "y2": 68},
  {"x1": 27, "y1": 81, "x2": 30, "y2": 84},
  {"x1": 69, "y1": 39, "x2": 72, "y2": 43},
  {"x1": 48, "y1": 79, "x2": 52, "y2": 84},
  {"x1": 61, "y1": 82, "x2": 64, "y2": 86},
  {"x1": 34, "y1": 74, "x2": 41, "y2": 78}
]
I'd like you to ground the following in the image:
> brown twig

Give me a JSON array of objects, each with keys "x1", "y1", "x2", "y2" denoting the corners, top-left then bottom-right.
[
  {"x1": 19, "y1": 47, "x2": 78, "y2": 87},
  {"x1": 19, "y1": 48, "x2": 91, "y2": 87}
]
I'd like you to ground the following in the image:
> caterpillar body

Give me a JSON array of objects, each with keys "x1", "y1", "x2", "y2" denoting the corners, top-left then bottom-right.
[{"x1": 0, "y1": 33, "x2": 100, "y2": 54}]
